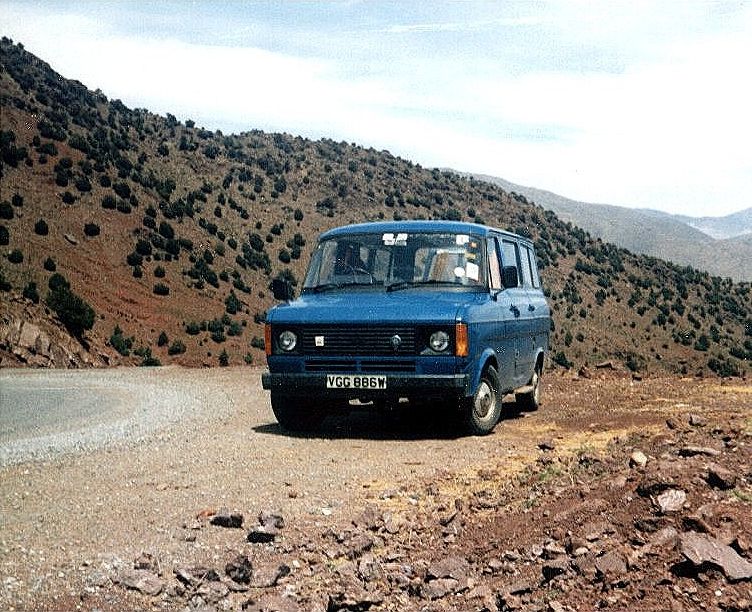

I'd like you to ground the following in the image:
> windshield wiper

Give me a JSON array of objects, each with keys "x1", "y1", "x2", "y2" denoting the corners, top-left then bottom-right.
[
  {"x1": 386, "y1": 280, "x2": 459, "y2": 292},
  {"x1": 311, "y1": 281, "x2": 378, "y2": 293},
  {"x1": 310, "y1": 283, "x2": 342, "y2": 293}
]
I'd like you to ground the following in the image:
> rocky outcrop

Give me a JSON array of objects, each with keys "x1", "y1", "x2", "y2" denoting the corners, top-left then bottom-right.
[{"x1": 0, "y1": 296, "x2": 109, "y2": 368}]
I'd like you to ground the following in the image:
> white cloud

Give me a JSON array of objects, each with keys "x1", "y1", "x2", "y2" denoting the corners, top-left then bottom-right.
[{"x1": 2, "y1": 2, "x2": 751, "y2": 216}]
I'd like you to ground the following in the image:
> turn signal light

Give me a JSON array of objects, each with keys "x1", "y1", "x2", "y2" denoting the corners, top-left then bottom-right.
[
  {"x1": 264, "y1": 323, "x2": 272, "y2": 357},
  {"x1": 455, "y1": 323, "x2": 469, "y2": 357}
]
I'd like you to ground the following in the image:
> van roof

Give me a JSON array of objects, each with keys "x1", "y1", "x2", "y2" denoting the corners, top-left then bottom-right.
[{"x1": 320, "y1": 220, "x2": 530, "y2": 243}]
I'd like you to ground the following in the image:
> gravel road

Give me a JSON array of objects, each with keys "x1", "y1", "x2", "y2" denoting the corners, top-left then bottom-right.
[
  {"x1": 3, "y1": 367, "x2": 745, "y2": 610},
  {"x1": 0, "y1": 365, "x2": 543, "y2": 609},
  {"x1": 0, "y1": 367, "x2": 242, "y2": 466}
]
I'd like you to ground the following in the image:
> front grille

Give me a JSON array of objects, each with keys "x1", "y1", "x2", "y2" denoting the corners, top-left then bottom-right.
[
  {"x1": 304, "y1": 359, "x2": 416, "y2": 373},
  {"x1": 361, "y1": 360, "x2": 416, "y2": 372},
  {"x1": 305, "y1": 360, "x2": 357, "y2": 372},
  {"x1": 300, "y1": 325, "x2": 416, "y2": 356}
]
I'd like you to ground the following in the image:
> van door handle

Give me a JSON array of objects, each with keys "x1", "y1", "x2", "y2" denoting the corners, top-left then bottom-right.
[
  {"x1": 528, "y1": 304, "x2": 536, "y2": 312},
  {"x1": 510, "y1": 305, "x2": 520, "y2": 317}
]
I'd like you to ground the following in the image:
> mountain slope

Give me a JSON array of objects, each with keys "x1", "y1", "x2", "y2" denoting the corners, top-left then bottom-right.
[
  {"x1": 1, "y1": 37, "x2": 750, "y2": 376},
  {"x1": 471, "y1": 174, "x2": 752, "y2": 282}
]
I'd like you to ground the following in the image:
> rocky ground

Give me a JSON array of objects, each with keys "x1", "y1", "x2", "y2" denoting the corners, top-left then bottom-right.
[{"x1": 1, "y1": 370, "x2": 750, "y2": 611}]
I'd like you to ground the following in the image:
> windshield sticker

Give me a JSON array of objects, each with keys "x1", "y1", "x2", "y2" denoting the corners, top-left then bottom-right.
[
  {"x1": 454, "y1": 266, "x2": 466, "y2": 278},
  {"x1": 466, "y1": 262, "x2": 480, "y2": 281},
  {"x1": 382, "y1": 233, "x2": 408, "y2": 246},
  {"x1": 456, "y1": 234, "x2": 470, "y2": 246}
]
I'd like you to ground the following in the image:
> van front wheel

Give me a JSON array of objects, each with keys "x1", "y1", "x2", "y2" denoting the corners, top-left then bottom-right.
[
  {"x1": 271, "y1": 393, "x2": 325, "y2": 432},
  {"x1": 463, "y1": 365, "x2": 502, "y2": 435}
]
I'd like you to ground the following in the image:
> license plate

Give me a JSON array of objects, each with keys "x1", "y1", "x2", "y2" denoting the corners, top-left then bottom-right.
[{"x1": 326, "y1": 375, "x2": 387, "y2": 390}]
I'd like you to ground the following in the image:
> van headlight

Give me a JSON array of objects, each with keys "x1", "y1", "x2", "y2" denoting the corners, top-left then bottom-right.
[
  {"x1": 278, "y1": 330, "x2": 297, "y2": 352},
  {"x1": 429, "y1": 330, "x2": 450, "y2": 353}
]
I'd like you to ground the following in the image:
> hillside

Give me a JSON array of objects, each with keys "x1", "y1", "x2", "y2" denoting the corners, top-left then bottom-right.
[
  {"x1": 1, "y1": 37, "x2": 750, "y2": 376},
  {"x1": 472, "y1": 174, "x2": 752, "y2": 282}
]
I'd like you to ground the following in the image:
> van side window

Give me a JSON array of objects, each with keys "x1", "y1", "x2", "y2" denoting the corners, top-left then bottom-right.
[
  {"x1": 518, "y1": 246, "x2": 532, "y2": 287},
  {"x1": 500, "y1": 240, "x2": 519, "y2": 287},
  {"x1": 487, "y1": 237, "x2": 502, "y2": 290},
  {"x1": 524, "y1": 246, "x2": 541, "y2": 288}
]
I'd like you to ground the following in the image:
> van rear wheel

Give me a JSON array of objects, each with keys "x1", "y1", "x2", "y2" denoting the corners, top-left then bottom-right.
[
  {"x1": 463, "y1": 365, "x2": 502, "y2": 435},
  {"x1": 516, "y1": 368, "x2": 541, "y2": 412},
  {"x1": 271, "y1": 393, "x2": 325, "y2": 432}
]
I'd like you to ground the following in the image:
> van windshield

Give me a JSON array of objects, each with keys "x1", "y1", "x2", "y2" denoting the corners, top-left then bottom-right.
[{"x1": 303, "y1": 232, "x2": 487, "y2": 292}]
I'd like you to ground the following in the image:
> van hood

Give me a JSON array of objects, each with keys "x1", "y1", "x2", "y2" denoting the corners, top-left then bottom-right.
[{"x1": 268, "y1": 290, "x2": 479, "y2": 325}]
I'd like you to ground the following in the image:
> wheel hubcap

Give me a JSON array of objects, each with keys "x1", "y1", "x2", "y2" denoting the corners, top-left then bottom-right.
[{"x1": 474, "y1": 381, "x2": 495, "y2": 420}]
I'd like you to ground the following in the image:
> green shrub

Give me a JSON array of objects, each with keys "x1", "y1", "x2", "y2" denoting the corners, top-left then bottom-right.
[
  {"x1": 168, "y1": 339, "x2": 186, "y2": 355},
  {"x1": 218, "y1": 349, "x2": 229, "y2": 366},
  {"x1": 113, "y1": 182, "x2": 131, "y2": 199},
  {"x1": 251, "y1": 336, "x2": 265, "y2": 350},
  {"x1": 8, "y1": 249, "x2": 23, "y2": 264},
  {"x1": 140, "y1": 351, "x2": 161, "y2": 367},
  {"x1": 110, "y1": 325, "x2": 133, "y2": 356},
  {"x1": 1, "y1": 202, "x2": 14, "y2": 219},
  {"x1": 0, "y1": 225, "x2": 8, "y2": 245},
  {"x1": 227, "y1": 320, "x2": 242, "y2": 337},
  {"x1": 83, "y1": 223, "x2": 100, "y2": 237},
  {"x1": 48, "y1": 273, "x2": 70, "y2": 291},
  {"x1": 135, "y1": 239, "x2": 152, "y2": 256},
  {"x1": 157, "y1": 331, "x2": 169, "y2": 347},
  {"x1": 185, "y1": 321, "x2": 201, "y2": 335},
  {"x1": 47, "y1": 286, "x2": 95, "y2": 338},
  {"x1": 154, "y1": 265, "x2": 165, "y2": 278},
  {"x1": 153, "y1": 282, "x2": 170, "y2": 296},
  {"x1": 225, "y1": 291, "x2": 241, "y2": 315},
  {"x1": 22, "y1": 281, "x2": 40, "y2": 304},
  {"x1": 126, "y1": 252, "x2": 143, "y2": 267},
  {"x1": 61, "y1": 191, "x2": 76, "y2": 205},
  {"x1": 34, "y1": 219, "x2": 49, "y2": 235}
]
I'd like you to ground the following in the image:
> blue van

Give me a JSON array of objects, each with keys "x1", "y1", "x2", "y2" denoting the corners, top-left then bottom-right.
[{"x1": 262, "y1": 220, "x2": 550, "y2": 435}]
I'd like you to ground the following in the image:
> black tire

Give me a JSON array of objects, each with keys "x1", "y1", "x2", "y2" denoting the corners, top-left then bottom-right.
[
  {"x1": 516, "y1": 367, "x2": 541, "y2": 412},
  {"x1": 270, "y1": 393, "x2": 325, "y2": 432},
  {"x1": 463, "y1": 365, "x2": 502, "y2": 435}
]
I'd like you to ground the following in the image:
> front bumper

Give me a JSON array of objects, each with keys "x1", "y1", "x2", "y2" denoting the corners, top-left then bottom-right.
[{"x1": 261, "y1": 371, "x2": 468, "y2": 398}]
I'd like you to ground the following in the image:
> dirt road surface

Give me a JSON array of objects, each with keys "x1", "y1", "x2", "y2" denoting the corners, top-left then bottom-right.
[{"x1": 0, "y1": 367, "x2": 750, "y2": 611}]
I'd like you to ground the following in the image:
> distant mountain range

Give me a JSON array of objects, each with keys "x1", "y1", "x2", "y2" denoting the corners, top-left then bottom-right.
[{"x1": 466, "y1": 174, "x2": 752, "y2": 282}]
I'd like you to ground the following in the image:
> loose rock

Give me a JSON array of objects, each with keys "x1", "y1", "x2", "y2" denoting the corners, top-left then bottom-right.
[
  {"x1": 679, "y1": 446, "x2": 721, "y2": 458},
  {"x1": 655, "y1": 489, "x2": 687, "y2": 514},
  {"x1": 210, "y1": 508, "x2": 244, "y2": 528},
  {"x1": 542, "y1": 558, "x2": 569, "y2": 582},
  {"x1": 629, "y1": 450, "x2": 649, "y2": 468},
  {"x1": 705, "y1": 463, "x2": 737, "y2": 490},
  {"x1": 118, "y1": 568, "x2": 163, "y2": 596},
  {"x1": 679, "y1": 532, "x2": 752, "y2": 582},
  {"x1": 225, "y1": 554, "x2": 253, "y2": 585}
]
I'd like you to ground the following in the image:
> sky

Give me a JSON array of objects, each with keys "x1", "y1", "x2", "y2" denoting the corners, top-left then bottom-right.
[{"x1": 2, "y1": 1, "x2": 751, "y2": 217}]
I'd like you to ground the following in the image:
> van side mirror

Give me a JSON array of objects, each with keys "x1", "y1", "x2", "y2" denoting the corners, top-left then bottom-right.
[
  {"x1": 502, "y1": 266, "x2": 519, "y2": 288},
  {"x1": 271, "y1": 278, "x2": 294, "y2": 301}
]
